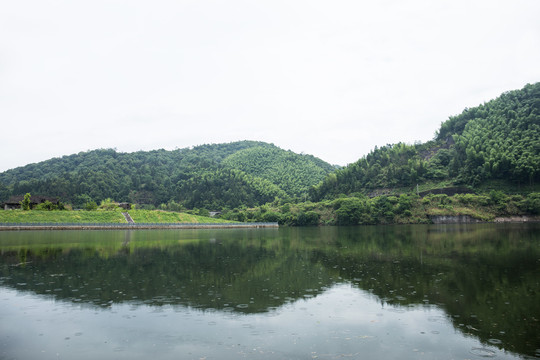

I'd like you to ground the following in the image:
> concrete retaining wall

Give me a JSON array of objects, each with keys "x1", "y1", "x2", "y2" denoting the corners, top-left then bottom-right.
[
  {"x1": 429, "y1": 215, "x2": 484, "y2": 224},
  {"x1": 0, "y1": 223, "x2": 279, "y2": 231}
]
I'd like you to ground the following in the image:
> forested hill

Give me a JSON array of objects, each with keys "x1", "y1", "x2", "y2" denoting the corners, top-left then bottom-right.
[
  {"x1": 0, "y1": 141, "x2": 335, "y2": 209},
  {"x1": 310, "y1": 82, "x2": 540, "y2": 201}
]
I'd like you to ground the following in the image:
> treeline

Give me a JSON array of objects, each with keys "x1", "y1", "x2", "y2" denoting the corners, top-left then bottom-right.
[
  {"x1": 311, "y1": 82, "x2": 540, "y2": 201},
  {"x1": 0, "y1": 141, "x2": 334, "y2": 209}
]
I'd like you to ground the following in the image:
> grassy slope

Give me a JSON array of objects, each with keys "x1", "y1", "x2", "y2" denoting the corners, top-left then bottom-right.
[
  {"x1": 128, "y1": 210, "x2": 235, "y2": 223},
  {"x1": 0, "y1": 210, "x2": 127, "y2": 223},
  {"x1": 0, "y1": 210, "x2": 236, "y2": 224}
]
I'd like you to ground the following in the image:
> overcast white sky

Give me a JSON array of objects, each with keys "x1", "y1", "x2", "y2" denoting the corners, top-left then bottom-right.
[{"x1": 1, "y1": 0, "x2": 539, "y2": 172}]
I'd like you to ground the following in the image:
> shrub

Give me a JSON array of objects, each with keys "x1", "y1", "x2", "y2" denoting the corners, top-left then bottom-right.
[
  {"x1": 335, "y1": 197, "x2": 369, "y2": 225},
  {"x1": 433, "y1": 194, "x2": 450, "y2": 205},
  {"x1": 525, "y1": 193, "x2": 540, "y2": 214},
  {"x1": 159, "y1": 200, "x2": 183, "y2": 212},
  {"x1": 280, "y1": 204, "x2": 291, "y2": 213},
  {"x1": 84, "y1": 201, "x2": 98, "y2": 211},
  {"x1": 197, "y1": 208, "x2": 210, "y2": 217},
  {"x1": 99, "y1": 198, "x2": 119, "y2": 210},
  {"x1": 263, "y1": 211, "x2": 281, "y2": 223},
  {"x1": 395, "y1": 194, "x2": 412, "y2": 214},
  {"x1": 296, "y1": 211, "x2": 319, "y2": 226},
  {"x1": 34, "y1": 200, "x2": 56, "y2": 211}
]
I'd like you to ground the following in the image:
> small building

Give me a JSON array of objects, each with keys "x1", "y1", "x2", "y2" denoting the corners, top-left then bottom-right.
[{"x1": 2, "y1": 195, "x2": 60, "y2": 210}]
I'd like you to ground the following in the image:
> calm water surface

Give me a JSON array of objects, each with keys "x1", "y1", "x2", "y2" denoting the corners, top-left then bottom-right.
[{"x1": 0, "y1": 224, "x2": 538, "y2": 359}]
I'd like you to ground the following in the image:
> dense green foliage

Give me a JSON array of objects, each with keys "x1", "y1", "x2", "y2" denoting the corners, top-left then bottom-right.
[
  {"x1": 223, "y1": 192, "x2": 540, "y2": 225},
  {"x1": 311, "y1": 83, "x2": 540, "y2": 201},
  {"x1": 176, "y1": 168, "x2": 287, "y2": 209},
  {"x1": 0, "y1": 141, "x2": 334, "y2": 209},
  {"x1": 223, "y1": 146, "x2": 335, "y2": 196},
  {"x1": 446, "y1": 83, "x2": 540, "y2": 185}
]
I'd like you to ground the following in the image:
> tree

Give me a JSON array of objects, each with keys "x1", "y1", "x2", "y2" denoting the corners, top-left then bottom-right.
[{"x1": 20, "y1": 193, "x2": 31, "y2": 210}]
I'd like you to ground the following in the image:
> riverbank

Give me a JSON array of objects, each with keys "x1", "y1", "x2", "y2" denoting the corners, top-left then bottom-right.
[
  {"x1": 0, "y1": 209, "x2": 279, "y2": 230},
  {"x1": 219, "y1": 192, "x2": 540, "y2": 225}
]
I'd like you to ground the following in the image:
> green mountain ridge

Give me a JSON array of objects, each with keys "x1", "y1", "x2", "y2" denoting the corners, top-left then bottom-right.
[
  {"x1": 0, "y1": 141, "x2": 334, "y2": 209},
  {"x1": 310, "y1": 82, "x2": 540, "y2": 201}
]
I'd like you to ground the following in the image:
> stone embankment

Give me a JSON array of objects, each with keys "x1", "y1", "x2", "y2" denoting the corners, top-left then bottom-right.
[
  {"x1": 429, "y1": 215, "x2": 484, "y2": 224},
  {"x1": 493, "y1": 216, "x2": 540, "y2": 223},
  {"x1": 430, "y1": 215, "x2": 539, "y2": 224},
  {"x1": 0, "y1": 223, "x2": 279, "y2": 231}
]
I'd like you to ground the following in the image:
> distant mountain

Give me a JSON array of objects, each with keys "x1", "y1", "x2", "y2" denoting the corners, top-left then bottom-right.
[
  {"x1": 0, "y1": 141, "x2": 335, "y2": 209},
  {"x1": 310, "y1": 82, "x2": 540, "y2": 201}
]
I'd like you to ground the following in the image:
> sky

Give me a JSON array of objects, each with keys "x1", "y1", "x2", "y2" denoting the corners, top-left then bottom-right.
[{"x1": 1, "y1": 0, "x2": 539, "y2": 172}]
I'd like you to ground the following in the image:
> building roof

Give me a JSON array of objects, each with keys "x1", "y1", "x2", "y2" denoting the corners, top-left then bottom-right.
[{"x1": 4, "y1": 195, "x2": 60, "y2": 205}]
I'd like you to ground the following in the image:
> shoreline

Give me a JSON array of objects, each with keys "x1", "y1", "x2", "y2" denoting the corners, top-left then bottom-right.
[
  {"x1": 430, "y1": 215, "x2": 540, "y2": 224},
  {"x1": 0, "y1": 222, "x2": 279, "y2": 231},
  {"x1": 1, "y1": 217, "x2": 539, "y2": 230}
]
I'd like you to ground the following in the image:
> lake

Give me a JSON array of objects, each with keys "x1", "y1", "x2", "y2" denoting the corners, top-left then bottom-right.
[{"x1": 0, "y1": 224, "x2": 538, "y2": 359}]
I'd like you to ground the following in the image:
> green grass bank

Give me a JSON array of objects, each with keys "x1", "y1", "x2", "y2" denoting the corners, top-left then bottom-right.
[{"x1": 0, "y1": 209, "x2": 235, "y2": 224}]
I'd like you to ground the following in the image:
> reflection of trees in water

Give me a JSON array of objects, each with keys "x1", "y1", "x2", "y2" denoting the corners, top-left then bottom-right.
[
  {"x1": 0, "y1": 224, "x2": 538, "y2": 357},
  {"x1": 0, "y1": 241, "x2": 335, "y2": 313},
  {"x1": 308, "y1": 224, "x2": 540, "y2": 358}
]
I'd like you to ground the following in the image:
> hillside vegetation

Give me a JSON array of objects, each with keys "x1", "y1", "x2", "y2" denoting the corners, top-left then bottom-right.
[
  {"x1": 310, "y1": 83, "x2": 540, "y2": 201},
  {"x1": 222, "y1": 192, "x2": 540, "y2": 226},
  {"x1": 0, "y1": 141, "x2": 334, "y2": 209},
  {"x1": 223, "y1": 146, "x2": 335, "y2": 196}
]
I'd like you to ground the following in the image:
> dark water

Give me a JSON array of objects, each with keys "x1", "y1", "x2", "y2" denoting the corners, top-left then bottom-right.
[{"x1": 0, "y1": 224, "x2": 538, "y2": 359}]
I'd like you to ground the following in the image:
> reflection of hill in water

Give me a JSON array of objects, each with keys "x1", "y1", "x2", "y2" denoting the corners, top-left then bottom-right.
[
  {"x1": 0, "y1": 224, "x2": 538, "y2": 357},
  {"x1": 0, "y1": 241, "x2": 334, "y2": 313}
]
